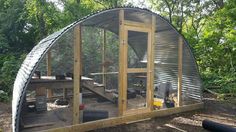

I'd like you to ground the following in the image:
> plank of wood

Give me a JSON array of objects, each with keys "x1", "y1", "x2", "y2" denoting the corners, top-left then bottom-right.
[
  {"x1": 47, "y1": 51, "x2": 53, "y2": 98},
  {"x1": 150, "y1": 15, "x2": 156, "y2": 111},
  {"x1": 90, "y1": 72, "x2": 118, "y2": 75},
  {"x1": 127, "y1": 68, "x2": 147, "y2": 73},
  {"x1": 177, "y1": 36, "x2": 183, "y2": 107},
  {"x1": 118, "y1": 9, "x2": 125, "y2": 116},
  {"x1": 124, "y1": 25, "x2": 151, "y2": 33},
  {"x1": 146, "y1": 20, "x2": 152, "y2": 110},
  {"x1": 73, "y1": 25, "x2": 81, "y2": 124},
  {"x1": 124, "y1": 20, "x2": 152, "y2": 29},
  {"x1": 102, "y1": 29, "x2": 107, "y2": 91},
  {"x1": 24, "y1": 122, "x2": 54, "y2": 129},
  {"x1": 123, "y1": 23, "x2": 128, "y2": 112}
]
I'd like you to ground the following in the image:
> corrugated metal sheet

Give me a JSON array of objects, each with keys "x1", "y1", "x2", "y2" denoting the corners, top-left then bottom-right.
[{"x1": 12, "y1": 7, "x2": 202, "y2": 132}]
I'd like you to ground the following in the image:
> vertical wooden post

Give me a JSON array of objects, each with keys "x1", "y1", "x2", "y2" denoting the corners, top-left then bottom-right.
[
  {"x1": 149, "y1": 15, "x2": 156, "y2": 111},
  {"x1": 118, "y1": 9, "x2": 125, "y2": 116},
  {"x1": 47, "y1": 51, "x2": 53, "y2": 98},
  {"x1": 102, "y1": 30, "x2": 107, "y2": 92},
  {"x1": 73, "y1": 25, "x2": 81, "y2": 124},
  {"x1": 177, "y1": 36, "x2": 183, "y2": 107}
]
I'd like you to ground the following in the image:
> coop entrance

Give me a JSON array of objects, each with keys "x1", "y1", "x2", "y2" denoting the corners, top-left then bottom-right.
[{"x1": 122, "y1": 25, "x2": 152, "y2": 115}]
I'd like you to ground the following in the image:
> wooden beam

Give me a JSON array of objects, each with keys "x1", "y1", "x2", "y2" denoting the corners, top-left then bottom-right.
[
  {"x1": 118, "y1": 9, "x2": 125, "y2": 116},
  {"x1": 90, "y1": 72, "x2": 118, "y2": 75},
  {"x1": 150, "y1": 15, "x2": 156, "y2": 111},
  {"x1": 102, "y1": 29, "x2": 106, "y2": 91},
  {"x1": 124, "y1": 107, "x2": 150, "y2": 116},
  {"x1": 46, "y1": 51, "x2": 53, "y2": 98},
  {"x1": 124, "y1": 20, "x2": 152, "y2": 29},
  {"x1": 43, "y1": 103, "x2": 203, "y2": 132},
  {"x1": 123, "y1": 25, "x2": 128, "y2": 112},
  {"x1": 73, "y1": 25, "x2": 81, "y2": 124},
  {"x1": 177, "y1": 36, "x2": 183, "y2": 107},
  {"x1": 124, "y1": 25, "x2": 151, "y2": 33},
  {"x1": 127, "y1": 68, "x2": 147, "y2": 73},
  {"x1": 24, "y1": 122, "x2": 54, "y2": 129}
]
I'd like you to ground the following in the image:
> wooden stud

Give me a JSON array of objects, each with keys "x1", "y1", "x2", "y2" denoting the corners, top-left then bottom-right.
[
  {"x1": 43, "y1": 103, "x2": 204, "y2": 132},
  {"x1": 146, "y1": 30, "x2": 152, "y2": 110},
  {"x1": 150, "y1": 15, "x2": 156, "y2": 111},
  {"x1": 102, "y1": 29, "x2": 107, "y2": 92},
  {"x1": 73, "y1": 25, "x2": 81, "y2": 124},
  {"x1": 118, "y1": 9, "x2": 125, "y2": 116},
  {"x1": 46, "y1": 51, "x2": 53, "y2": 98},
  {"x1": 46, "y1": 51, "x2": 52, "y2": 76},
  {"x1": 177, "y1": 36, "x2": 183, "y2": 107},
  {"x1": 24, "y1": 122, "x2": 54, "y2": 129},
  {"x1": 124, "y1": 25, "x2": 151, "y2": 33},
  {"x1": 123, "y1": 27, "x2": 128, "y2": 111},
  {"x1": 123, "y1": 20, "x2": 152, "y2": 29},
  {"x1": 127, "y1": 68, "x2": 147, "y2": 73},
  {"x1": 90, "y1": 72, "x2": 118, "y2": 75}
]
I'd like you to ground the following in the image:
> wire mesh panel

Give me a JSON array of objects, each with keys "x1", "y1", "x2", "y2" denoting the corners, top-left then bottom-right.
[
  {"x1": 21, "y1": 29, "x2": 74, "y2": 132},
  {"x1": 127, "y1": 73, "x2": 147, "y2": 110},
  {"x1": 80, "y1": 26, "x2": 119, "y2": 123}
]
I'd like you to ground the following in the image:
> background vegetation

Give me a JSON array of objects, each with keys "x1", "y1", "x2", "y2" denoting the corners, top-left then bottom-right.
[{"x1": 0, "y1": 0, "x2": 235, "y2": 102}]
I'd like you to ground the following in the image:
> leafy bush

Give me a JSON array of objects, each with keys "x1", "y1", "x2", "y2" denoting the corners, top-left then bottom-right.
[
  {"x1": 0, "y1": 90, "x2": 10, "y2": 102},
  {"x1": 202, "y1": 70, "x2": 236, "y2": 96},
  {"x1": 0, "y1": 54, "x2": 26, "y2": 102}
]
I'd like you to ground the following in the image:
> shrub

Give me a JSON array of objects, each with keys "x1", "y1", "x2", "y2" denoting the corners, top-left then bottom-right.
[{"x1": 0, "y1": 54, "x2": 26, "y2": 102}]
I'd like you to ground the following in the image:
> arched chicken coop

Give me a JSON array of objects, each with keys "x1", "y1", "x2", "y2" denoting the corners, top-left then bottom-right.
[{"x1": 12, "y1": 7, "x2": 203, "y2": 132}]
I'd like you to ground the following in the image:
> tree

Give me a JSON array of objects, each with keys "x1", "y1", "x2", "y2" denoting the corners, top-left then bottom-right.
[{"x1": 25, "y1": 0, "x2": 61, "y2": 41}]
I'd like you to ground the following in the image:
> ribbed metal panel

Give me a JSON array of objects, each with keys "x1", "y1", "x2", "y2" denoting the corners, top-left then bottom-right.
[{"x1": 153, "y1": 16, "x2": 202, "y2": 104}]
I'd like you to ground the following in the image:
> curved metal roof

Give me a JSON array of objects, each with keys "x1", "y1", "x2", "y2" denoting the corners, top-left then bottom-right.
[{"x1": 12, "y1": 7, "x2": 202, "y2": 132}]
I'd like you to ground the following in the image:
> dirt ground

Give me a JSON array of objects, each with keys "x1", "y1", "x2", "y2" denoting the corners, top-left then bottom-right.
[{"x1": 1, "y1": 93, "x2": 236, "y2": 132}]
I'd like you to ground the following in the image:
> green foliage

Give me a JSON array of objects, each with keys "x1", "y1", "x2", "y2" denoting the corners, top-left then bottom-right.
[
  {"x1": 0, "y1": 90, "x2": 10, "y2": 102},
  {"x1": 0, "y1": 54, "x2": 26, "y2": 101},
  {"x1": 25, "y1": 0, "x2": 62, "y2": 40}
]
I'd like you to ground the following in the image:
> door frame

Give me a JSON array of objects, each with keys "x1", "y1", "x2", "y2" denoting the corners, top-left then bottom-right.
[
  {"x1": 122, "y1": 26, "x2": 152, "y2": 115},
  {"x1": 119, "y1": 23, "x2": 153, "y2": 115},
  {"x1": 118, "y1": 10, "x2": 155, "y2": 116}
]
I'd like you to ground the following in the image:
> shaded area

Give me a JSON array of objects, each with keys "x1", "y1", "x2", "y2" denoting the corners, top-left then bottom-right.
[{"x1": 91, "y1": 93, "x2": 236, "y2": 132}]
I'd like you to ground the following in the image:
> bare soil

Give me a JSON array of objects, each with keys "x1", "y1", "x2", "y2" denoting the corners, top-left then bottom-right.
[
  {"x1": 1, "y1": 93, "x2": 236, "y2": 132},
  {"x1": 0, "y1": 102, "x2": 11, "y2": 132}
]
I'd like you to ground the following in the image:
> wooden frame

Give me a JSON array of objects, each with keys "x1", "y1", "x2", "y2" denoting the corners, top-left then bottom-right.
[
  {"x1": 178, "y1": 36, "x2": 183, "y2": 107},
  {"x1": 127, "y1": 68, "x2": 147, "y2": 73},
  {"x1": 102, "y1": 29, "x2": 107, "y2": 91},
  {"x1": 123, "y1": 20, "x2": 151, "y2": 29},
  {"x1": 43, "y1": 103, "x2": 203, "y2": 132},
  {"x1": 73, "y1": 25, "x2": 81, "y2": 124},
  {"x1": 150, "y1": 15, "x2": 156, "y2": 110},
  {"x1": 118, "y1": 9, "x2": 125, "y2": 116},
  {"x1": 122, "y1": 25, "x2": 152, "y2": 115},
  {"x1": 46, "y1": 51, "x2": 53, "y2": 98},
  {"x1": 118, "y1": 10, "x2": 157, "y2": 116}
]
